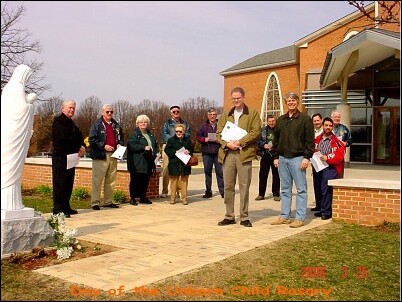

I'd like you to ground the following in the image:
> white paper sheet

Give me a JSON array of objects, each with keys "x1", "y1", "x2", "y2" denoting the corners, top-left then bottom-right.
[
  {"x1": 221, "y1": 121, "x2": 247, "y2": 142},
  {"x1": 310, "y1": 151, "x2": 329, "y2": 172},
  {"x1": 175, "y1": 147, "x2": 191, "y2": 164},
  {"x1": 67, "y1": 153, "x2": 80, "y2": 170},
  {"x1": 111, "y1": 146, "x2": 127, "y2": 160},
  {"x1": 207, "y1": 133, "x2": 217, "y2": 141},
  {"x1": 154, "y1": 153, "x2": 162, "y2": 167}
]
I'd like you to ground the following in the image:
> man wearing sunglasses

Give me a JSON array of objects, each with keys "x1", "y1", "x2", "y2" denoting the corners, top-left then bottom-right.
[
  {"x1": 88, "y1": 104, "x2": 124, "y2": 210},
  {"x1": 160, "y1": 105, "x2": 191, "y2": 198}
]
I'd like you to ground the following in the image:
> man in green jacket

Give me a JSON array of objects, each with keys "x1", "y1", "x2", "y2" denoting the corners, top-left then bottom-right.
[
  {"x1": 216, "y1": 87, "x2": 261, "y2": 227},
  {"x1": 270, "y1": 92, "x2": 314, "y2": 228}
]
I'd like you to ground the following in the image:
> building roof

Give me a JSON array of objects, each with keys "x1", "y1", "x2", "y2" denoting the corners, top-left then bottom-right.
[
  {"x1": 219, "y1": 45, "x2": 295, "y2": 76},
  {"x1": 220, "y1": 3, "x2": 375, "y2": 77},
  {"x1": 320, "y1": 28, "x2": 401, "y2": 87}
]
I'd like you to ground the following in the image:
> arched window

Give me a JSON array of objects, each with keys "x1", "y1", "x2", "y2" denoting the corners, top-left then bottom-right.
[
  {"x1": 344, "y1": 30, "x2": 359, "y2": 41},
  {"x1": 261, "y1": 72, "x2": 283, "y2": 126}
]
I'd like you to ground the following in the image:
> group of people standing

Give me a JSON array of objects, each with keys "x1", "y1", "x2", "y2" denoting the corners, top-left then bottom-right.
[
  {"x1": 50, "y1": 88, "x2": 351, "y2": 228},
  {"x1": 214, "y1": 89, "x2": 351, "y2": 228}
]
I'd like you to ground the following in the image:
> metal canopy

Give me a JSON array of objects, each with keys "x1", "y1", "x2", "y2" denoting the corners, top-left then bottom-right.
[{"x1": 320, "y1": 29, "x2": 400, "y2": 87}]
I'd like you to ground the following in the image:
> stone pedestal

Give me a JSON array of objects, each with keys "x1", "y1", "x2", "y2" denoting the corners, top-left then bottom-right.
[
  {"x1": 1, "y1": 210, "x2": 54, "y2": 258},
  {"x1": 1, "y1": 207, "x2": 34, "y2": 220}
]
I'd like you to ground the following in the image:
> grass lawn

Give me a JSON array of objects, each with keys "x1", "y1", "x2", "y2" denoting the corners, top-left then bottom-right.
[{"x1": 1, "y1": 188, "x2": 400, "y2": 301}]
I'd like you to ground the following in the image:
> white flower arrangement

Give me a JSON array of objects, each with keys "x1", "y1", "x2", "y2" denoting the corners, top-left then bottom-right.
[{"x1": 48, "y1": 213, "x2": 81, "y2": 260}]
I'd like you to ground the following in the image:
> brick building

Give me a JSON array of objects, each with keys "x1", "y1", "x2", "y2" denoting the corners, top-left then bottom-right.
[{"x1": 220, "y1": 2, "x2": 400, "y2": 166}]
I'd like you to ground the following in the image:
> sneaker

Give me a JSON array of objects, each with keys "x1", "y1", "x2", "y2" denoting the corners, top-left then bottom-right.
[
  {"x1": 255, "y1": 195, "x2": 264, "y2": 201},
  {"x1": 289, "y1": 219, "x2": 304, "y2": 228},
  {"x1": 92, "y1": 205, "x2": 100, "y2": 211},
  {"x1": 160, "y1": 193, "x2": 167, "y2": 198},
  {"x1": 218, "y1": 219, "x2": 236, "y2": 226},
  {"x1": 203, "y1": 193, "x2": 213, "y2": 198},
  {"x1": 273, "y1": 196, "x2": 281, "y2": 201},
  {"x1": 240, "y1": 220, "x2": 253, "y2": 227},
  {"x1": 103, "y1": 203, "x2": 119, "y2": 208},
  {"x1": 271, "y1": 217, "x2": 291, "y2": 225}
]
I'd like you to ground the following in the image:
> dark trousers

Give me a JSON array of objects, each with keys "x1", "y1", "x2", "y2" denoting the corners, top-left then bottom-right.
[
  {"x1": 312, "y1": 168, "x2": 321, "y2": 209},
  {"x1": 129, "y1": 171, "x2": 151, "y2": 201},
  {"x1": 316, "y1": 166, "x2": 338, "y2": 216},
  {"x1": 52, "y1": 154, "x2": 75, "y2": 214},
  {"x1": 258, "y1": 153, "x2": 280, "y2": 197},
  {"x1": 202, "y1": 153, "x2": 224, "y2": 195}
]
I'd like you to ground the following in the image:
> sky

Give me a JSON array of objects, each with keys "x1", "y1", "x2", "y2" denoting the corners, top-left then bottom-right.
[{"x1": 9, "y1": 1, "x2": 357, "y2": 106}]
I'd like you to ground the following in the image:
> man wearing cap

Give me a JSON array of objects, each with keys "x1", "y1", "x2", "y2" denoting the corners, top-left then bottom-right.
[{"x1": 160, "y1": 106, "x2": 191, "y2": 198}]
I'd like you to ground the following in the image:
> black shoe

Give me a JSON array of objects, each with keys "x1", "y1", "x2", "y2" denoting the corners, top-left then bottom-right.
[
  {"x1": 68, "y1": 209, "x2": 78, "y2": 215},
  {"x1": 240, "y1": 220, "x2": 253, "y2": 227},
  {"x1": 218, "y1": 219, "x2": 236, "y2": 226},
  {"x1": 321, "y1": 215, "x2": 332, "y2": 220},
  {"x1": 64, "y1": 213, "x2": 71, "y2": 218},
  {"x1": 104, "y1": 203, "x2": 119, "y2": 208},
  {"x1": 203, "y1": 193, "x2": 213, "y2": 198},
  {"x1": 311, "y1": 207, "x2": 320, "y2": 211},
  {"x1": 139, "y1": 199, "x2": 152, "y2": 204},
  {"x1": 92, "y1": 205, "x2": 100, "y2": 210},
  {"x1": 221, "y1": 194, "x2": 224, "y2": 198},
  {"x1": 129, "y1": 200, "x2": 138, "y2": 206},
  {"x1": 314, "y1": 212, "x2": 322, "y2": 217}
]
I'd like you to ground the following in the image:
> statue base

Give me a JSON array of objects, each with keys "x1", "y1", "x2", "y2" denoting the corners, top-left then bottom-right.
[
  {"x1": 1, "y1": 207, "x2": 34, "y2": 220},
  {"x1": 1, "y1": 210, "x2": 54, "y2": 258}
]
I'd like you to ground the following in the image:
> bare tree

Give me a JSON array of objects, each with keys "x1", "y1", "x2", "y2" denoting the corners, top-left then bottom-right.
[
  {"x1": 74, "y1": 95, "x2": 102, "y2": 138},
  {"x1": 1, "y1": 2, "x2": 50, "y2": 97},
  {"x1": 114, "y1": 100, "x2": 136, "y2": 142},
  {"x1": 132, "y1": 99, "x2": 170, "y2": 144},
  {"x1": 180, "y1": 97, "x2": 222, "y2": 145},
  {"x1": 32, "y1": 97, "x2": 64, "y2": 153},
  {"x1": 348, "y1": 1, "x2": 400, "y2": 26}
]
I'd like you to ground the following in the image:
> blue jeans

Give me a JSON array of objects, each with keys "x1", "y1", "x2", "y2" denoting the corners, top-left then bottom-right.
[
  {"x1": 202, "y1": 153, "x2": 224, "y2": 195},
  {"x1": 278, "y1": 155, "x2": 307, "y2": 221}
]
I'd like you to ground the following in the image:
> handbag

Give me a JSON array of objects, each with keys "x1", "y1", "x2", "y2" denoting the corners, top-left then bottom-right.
[{"x1": 186, "y1": 154, "x2": 198, "y2": 167}]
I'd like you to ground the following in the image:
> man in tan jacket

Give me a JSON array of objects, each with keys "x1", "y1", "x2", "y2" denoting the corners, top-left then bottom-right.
[{"x1": 216, "y1": 87, "x2": 261, "y2": 227}]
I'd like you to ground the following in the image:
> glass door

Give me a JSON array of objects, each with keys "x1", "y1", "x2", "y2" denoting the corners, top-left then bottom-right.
[{"x1": 373, "y1": 108, "x2": 400, "y2": 165}]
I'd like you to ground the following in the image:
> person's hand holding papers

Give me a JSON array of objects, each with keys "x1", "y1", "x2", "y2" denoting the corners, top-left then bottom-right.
[{"x1": 221, "y1": 121, "x2": 247, "y2": 150}]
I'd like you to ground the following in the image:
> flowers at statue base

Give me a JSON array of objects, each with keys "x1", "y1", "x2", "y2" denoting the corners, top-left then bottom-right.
[{"x1": 47, "y1": 213, "x2": 81, "y2": 260}]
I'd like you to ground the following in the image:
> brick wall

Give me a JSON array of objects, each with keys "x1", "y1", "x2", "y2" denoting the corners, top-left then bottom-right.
[
  {"x1": 21, "y1": 162, "x2": 161, "y2": 200},
  {"x1": 330, "y1": 180, "x2": 400, "y2": 226}
]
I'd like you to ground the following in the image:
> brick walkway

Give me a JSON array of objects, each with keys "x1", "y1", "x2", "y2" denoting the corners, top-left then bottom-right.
[{"x1": 36, "y1": 164, "x2": 399, "y2": 292}]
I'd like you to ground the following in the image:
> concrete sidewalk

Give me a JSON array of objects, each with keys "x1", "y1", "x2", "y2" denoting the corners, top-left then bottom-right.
[{"x1": 36, "y1": 164, "x2": 400, "y2": 291}]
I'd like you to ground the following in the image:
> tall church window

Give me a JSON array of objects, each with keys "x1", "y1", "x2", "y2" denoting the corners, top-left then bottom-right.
[{"x1": 261, "y1": 72, "x2": 282, "y2": 126}]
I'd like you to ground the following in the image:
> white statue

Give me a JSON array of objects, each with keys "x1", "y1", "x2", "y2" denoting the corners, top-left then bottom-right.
[{"x1": 1, "y1": 64, "x2": 37, "y2": 210}]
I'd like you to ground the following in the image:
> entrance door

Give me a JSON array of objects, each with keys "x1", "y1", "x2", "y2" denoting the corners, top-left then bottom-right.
[{"x1": 373, "y1": 108, "x2": 400, "y2": 165}]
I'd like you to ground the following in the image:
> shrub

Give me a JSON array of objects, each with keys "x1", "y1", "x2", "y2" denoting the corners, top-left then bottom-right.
[
  {"x1": 71, "y1": 187, "x2": 90, "y2": 201},
  {"x1": 35, "y1": 185, "x2": 52, "y2": 196},
  {"x1": 113, "y1": 190, "x2": 128, "y2": 203}
]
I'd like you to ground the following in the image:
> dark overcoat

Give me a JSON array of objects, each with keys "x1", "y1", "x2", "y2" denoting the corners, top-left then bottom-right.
[{"x1": 164, "y1": 135, "x2": 193, "y2": 176}]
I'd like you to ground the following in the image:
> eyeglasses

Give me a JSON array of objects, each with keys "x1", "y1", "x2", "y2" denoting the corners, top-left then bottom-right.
[
  {"x1": 172, "y1": 111, "x2": 180, "y2": 114},
  {"x1": 106, "y1": 111, "x2": 113, "y2": 114},
  {"x1": 175, "y1": 130, "x2": 183, "y2": 133}
]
